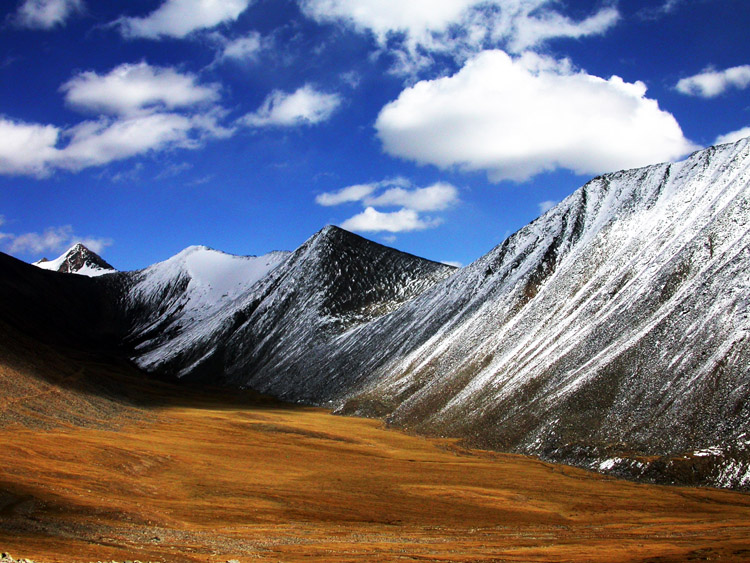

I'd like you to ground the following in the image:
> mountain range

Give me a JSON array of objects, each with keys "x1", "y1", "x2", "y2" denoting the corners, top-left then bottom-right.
[{"x1": 7, "y1": 137, "x2": 750, "y2": 490}]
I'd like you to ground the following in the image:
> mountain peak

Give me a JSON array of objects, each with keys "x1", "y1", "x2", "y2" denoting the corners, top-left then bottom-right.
[{"x1": 34, "y1": 243, "x2": 116, "y2": 277}]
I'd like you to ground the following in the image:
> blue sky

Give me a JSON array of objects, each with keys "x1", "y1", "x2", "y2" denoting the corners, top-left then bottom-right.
[{"x1": 1, "y1": 0, "x2": 748, "y2": 270}]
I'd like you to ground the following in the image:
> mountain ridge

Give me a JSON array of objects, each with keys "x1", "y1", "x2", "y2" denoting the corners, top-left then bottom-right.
[
  {"x1": 7, "y1": 137, "x2": 750, "y2": 490},
  {"x1": 315, "y1": 138, "x2": 750, "y2": 487}
]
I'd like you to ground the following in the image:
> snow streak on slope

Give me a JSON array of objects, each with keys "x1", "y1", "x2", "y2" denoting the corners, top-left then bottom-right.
[{"x1": 312, "y1": 138, "x2": 750, "y2": 488}]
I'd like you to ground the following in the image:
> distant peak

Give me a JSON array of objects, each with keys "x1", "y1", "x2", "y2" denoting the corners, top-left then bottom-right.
[{"x1": 33, "y1": 243, "x2": 115, "y2": 277}]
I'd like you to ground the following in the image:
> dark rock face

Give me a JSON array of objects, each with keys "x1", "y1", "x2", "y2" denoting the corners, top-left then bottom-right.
[
  {"x1": 0, "y1": 252, "x2": 129, "y2": 353},
  {"x1": 59, "y1": 243, "x2": 115, "y2": 274}
]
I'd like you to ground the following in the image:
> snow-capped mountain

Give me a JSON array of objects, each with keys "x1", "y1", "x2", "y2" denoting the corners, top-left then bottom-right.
[
  {"x1": 34, "y1": 243, "x2": 115, "y2": 277},
  {"x1": 121, "y1": 227, "x2": 455, "y2": 384},
  {"x1": 5, "y1": 137, "x2": 750, "y2": 490},
  {"x1": 312, "y1": 137, "x2": 750, "y2": 488}
]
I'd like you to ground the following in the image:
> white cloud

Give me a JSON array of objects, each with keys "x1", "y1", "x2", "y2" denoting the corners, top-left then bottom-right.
[
  {"x1": 365, "y1": 182, "x2": 458, "y2": 211},
  {"x1": 441, "y1": 260, "x2": 462, "y2": 268},
  {"x1": 676, "y1": 65, "x2": 750, "y2": 98},
  {"x1": 61, "y1": 62, "x2": 220, "y2": 116},
  {"x1": 0, "y1": 111, "x2": 230, "y2": 177},
  {"x1": 715, "y1": 127, "x2": 750, "y2": 145},
  {"x1": 117, "y1": 0, "x2": 252, "y2": 39},
  {"x1": 376, "y1": 50, "x2": 697, "y2": 182},
  {"x1": 316, "y1": 183, "x2": 377, "y2": 206},
  {"x1": 507, "y1": 6, "x2": 619, "y2": 53},
  {"x1": 3, "y1": 224, "x2": 112, "y2": 256},
  {"x1": 58, "y1": 113, "x2": 198, "y2": 170},
  {"x1": 14, "y1": 0, "x2": 83, "y2": 29},
  {"x1": 538, "y1": 200, "x2": 557, "y2": 214},
  {"x1": 300, "y1": 0, "x2": 476, "y2": 41},
  {"x1": 317, "y1": 178, "x2": 458, "y2": 233},
  {"x1": 0, "y1": 62, "x2": 233, "y2": 177},
  {"x1": 241, "y1": 85, "x2": 341, "y2": 127},
  {"x1": 0, "y1": 118, "x2": 60, "y2": 176},
  {"x1": 639, "y1": 0, "x2": 684, "y2": 20},
  {"x1": 218, "y1": 32, "x2": 264, "y2": 61},
  {"x1": 300, "y1": 0, "x2": 619, "y2": 72},
  {"x1": 340, "y1": 207, "x2": 441, "y2": 233}
]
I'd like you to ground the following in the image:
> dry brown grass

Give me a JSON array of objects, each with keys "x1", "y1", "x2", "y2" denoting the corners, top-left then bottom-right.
[
  {"x1": 2, "y1": 386, "x2": 750, "y2": 563},
  {"x1": 0, "y1": 324, "x2": 749, "y2": 562}
]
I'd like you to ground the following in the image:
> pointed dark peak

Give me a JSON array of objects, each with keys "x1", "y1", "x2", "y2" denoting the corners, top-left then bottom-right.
[
  {"x1": 308, "y1": 224, "x2": 453, "y2": 268},
  {"x1": 59, "y1": 244, "x2": 115, "y2": 274},
  {"x1": 34, "y1": 243, "x2": 116, "y2": 276}
]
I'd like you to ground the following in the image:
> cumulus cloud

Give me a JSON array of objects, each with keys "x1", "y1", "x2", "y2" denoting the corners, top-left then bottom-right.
[
  {"x1": 676, "y1": 65, "x2": 750, "y2": 98},
  {"x1": 0, "y1": 63, "x2": 232, "y2": 177},
  {"x1": 376, "y1": 50, "x2": 697, "y2": 182},
  {"x1": 214, "y1": 32, "x2": 265, "y2": 62},
  {"x1": 316, "y1": 183, "x2": 378, "y2": 206},
  {"x1": 317, "y1": 178, "x2": 458, "y2": 233},
  {"x1": 300, "y1": 0, "x2": 619, "y2": 72},
  {"x1": 117, "y1": 0, "x2": 252, "y2": 39},
  {"x1": 0, "y1": 118, "x2": 60, "y2": 176},
  {"x1": 365, "y1": 182, "x2": 458, "y2": 211},
  {"x1": 241, "y1": 85, "x2": 341, "y2": 127},
  {"x1": 507, "y1": 6, "x2": 619, "y2": 52},
  {"x1": 715, "y1": 127, "x2": 750, "y2": 145},
  {"x1": 340, "y1": 207, "x2": 441, "y2": 233},
  {"x1": 59, "y1": 113, "x2": 203, "y2": 170},
  {"x1": 14, "y1": 0, "x2": 83, "y2": 29},
  {"x1": 317, "y1": 178, "x2": 457, "y2": 210},
  {"x1": 0, "y1": 113, "x2": 226, "y2": 176},
  {"x1": 3, "y1": 224, "x2": 112, "y2": 256},
  {"x1": 61, "y1": 62, "x2": 221, "y2": 116}
]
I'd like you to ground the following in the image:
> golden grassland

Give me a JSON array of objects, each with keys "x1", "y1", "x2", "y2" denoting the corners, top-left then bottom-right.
[{"x1": 1, "y1": 328, "x2": 750, "y2": 562}]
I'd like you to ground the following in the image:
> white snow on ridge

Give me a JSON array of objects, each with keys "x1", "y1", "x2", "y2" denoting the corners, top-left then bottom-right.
[
  {"x1": 34, "y1": 255, "x2": 70, "y2": 272},
  {"x1": 140, "y1": 245, "x2": 289, "y2": 307},
  {"x1": 128, "y1": 245, "x2": 291, "y2": 372},
  {"x1": 74, "y1": 264, "x2": 115, "y2": 277}
]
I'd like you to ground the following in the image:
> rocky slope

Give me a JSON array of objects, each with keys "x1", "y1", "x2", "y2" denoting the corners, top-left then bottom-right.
[{"x1": 314, "y1": 138, "x2": 750, "y2": 488}]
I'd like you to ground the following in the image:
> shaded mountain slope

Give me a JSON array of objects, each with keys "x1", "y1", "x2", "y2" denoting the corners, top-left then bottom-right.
[{"x1": 0, "y1": 252, "x2": 128, "y2": 353}]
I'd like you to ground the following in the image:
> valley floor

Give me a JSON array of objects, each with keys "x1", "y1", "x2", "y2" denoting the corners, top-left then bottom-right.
[{"x1": 2, "y1": 384, "x2": 750, "y2": 563}]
